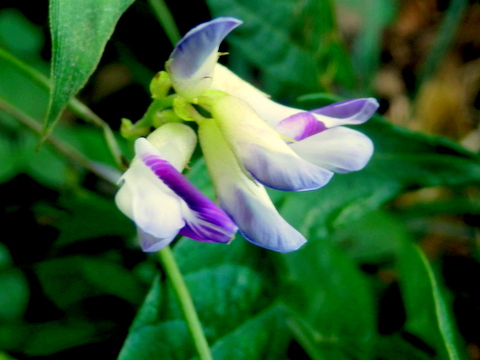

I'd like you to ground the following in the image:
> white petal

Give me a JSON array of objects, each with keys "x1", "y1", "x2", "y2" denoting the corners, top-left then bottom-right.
[
  {"x1": 198, "y1": 119, "x2": 307, "y2": 252},
  {"x1": 146, "y1": 123, "x2": 197, "y2": 170},
  {"x1": 289, "y1": 126, "x2": 374, "y2": 173},
  {"x1": 211, "y1": 64, "x2": 270, "y2": 100},
  {"x1": 209, "y1": 94, "x2": 332, "y2": 191},
  {"x1": 117, "y1": 160, "x2": 185, "y2": 239}
]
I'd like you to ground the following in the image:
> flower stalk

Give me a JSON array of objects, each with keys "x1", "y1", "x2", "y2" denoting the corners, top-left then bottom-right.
[{"x1": 158, "y1": 246, "x2": 213, "y2": 360}]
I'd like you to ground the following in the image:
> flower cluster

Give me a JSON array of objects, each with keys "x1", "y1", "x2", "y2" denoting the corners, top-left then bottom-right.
[{"x1": 116, "y1": 17, "x2": 378, "y2": 253}]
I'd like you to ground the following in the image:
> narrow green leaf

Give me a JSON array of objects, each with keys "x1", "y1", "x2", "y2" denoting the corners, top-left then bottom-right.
[
  {"x1": 417, "y1": 0, "x2": 468, "y2": 90},
  {"x1": 147, "y1": 0, "x2": 181, "y2": 46},
  {"x1": 43, "y1": 0, "x2": 135, "y2": 140},
  {"x1": 351, "y1": 0, "x2": 397, "y2": 91},
  {"x1": 398, "y1": 244, "x2": 468, "y2": 360}
]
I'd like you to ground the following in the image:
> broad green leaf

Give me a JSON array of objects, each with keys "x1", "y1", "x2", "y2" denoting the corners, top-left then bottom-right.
[
  {"x1": 21, "y1": 319, "x2": 112, "y2": 356},
  {"x1": 0, "y1": 269, "x2": 29, "y2": 321},
  {"x1": 128, "y1": 276, "x2": 163, "y2": 333},
  {"x1": 333, "y1": 209, "x2": 409, "y2": 263},
  {"x1": 209, "y1": 305, "x2": 290, "y2": 360},
  {"x1": 280, "y1": 238, "x2": 376, "y2": 360},
  {"x1": 119, "y1": 238, "x2": 281, "y2": 359},
  {"x1": 0, "y1": 318, "x2": 114, "y2": 356},
  {"x1": 206, "y1": 0, "x2": 356, "y2": 98},
  {"x1": 34, "y1": 189, "x2": 134, "y2": 246},
  {"x1": 35, "y1": 256, "x2": 145, "y2": 309},
  {"x1": 398, "y1": 244, "x2": 468, "y2": 360},
  {"x1": 118, "y1": 320, "x2": 192, "y2": 360},
  {"x1": 44, "y1": 0, "x2": 135, "y2": 139},
  {"x1": 172, "y1": 231, "x2": 269, "y2": 275},
  {"x1": 163, "y1": 264, "x2": 265, "y2": 342}
]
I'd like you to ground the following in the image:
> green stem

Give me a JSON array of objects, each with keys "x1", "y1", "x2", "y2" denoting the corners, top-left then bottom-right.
[
  {"x1": 0, "y1": 47, "x2": 125, "y2": 171},
  {"x1": 158, "y1": 246, "x2": 213, "y2": 360},
  {"x1": 147, "y1": 0, "x2": 181, "y2": 46},
  {"x1": 0, "y1": 97, "x2": 118, "y2": 183}
]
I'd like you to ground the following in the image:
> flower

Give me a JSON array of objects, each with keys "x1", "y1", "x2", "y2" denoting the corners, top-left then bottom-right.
[
  {"x1": 115, "y1": 123, "x2": 237, "y2": 252},
  {"x1": 163, "y1": 17, "x2": 378, "y2": 252}
]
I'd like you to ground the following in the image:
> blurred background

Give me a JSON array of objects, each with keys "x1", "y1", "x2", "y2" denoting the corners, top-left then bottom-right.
[{"x1": 1, "y1": 0, "x2": 480, "y2": 359}]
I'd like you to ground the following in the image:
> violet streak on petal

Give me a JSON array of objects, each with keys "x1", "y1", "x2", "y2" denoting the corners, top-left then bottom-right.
[
  {"x1": 275, "y1": 112, "x2": 327, "y2": 141},
  {"x1": 138, "y1": 146, "x2": 237, "y2": 244}
]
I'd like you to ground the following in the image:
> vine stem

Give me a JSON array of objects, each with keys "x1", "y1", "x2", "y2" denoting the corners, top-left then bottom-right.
[
  {"x1": 158, "y1": 246, "x2": 213, "y2": 360},
  {"x1": 0, "y1": 47, "x2": 126, "y2": 171},
  {"x1": 0, "y1": 97, "x2": 119, "y2": 184}
]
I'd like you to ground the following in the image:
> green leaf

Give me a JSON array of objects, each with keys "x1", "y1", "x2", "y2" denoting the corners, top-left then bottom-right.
[
  {"x1": 0, "y1": 268, "x2": 29, "y2": 321},
  {"x1": 0, "y1": 8, "x2": 45, "y2": 58},
  {"x1": 280, "y1": 238, "x2": 376, "y2": 360},
  {"x1": 398, "y1": 244, "x2": 468, "y2": 360},
  {"x1": 206, "y1": 0, "x2": 355, "y2": 97},
  {"x1": 119, "y1": 238, "x2": 281, "y2": 359},
  {"x1": 163, "y1": 264, "x2": 265, "y2": 342},
  {"x1": 34, "y1": 189, "x2": 134, "y2": 246},
  {"x1": 35, "y1": 256, "x2": 145, "y2": 308},
  {"x1": 209, "y1": 305, "x2": 289, "y2": 360},
  {"x1": 374, "y1": 334, "x2": 433, "y2": 360},
  {"x1": 44, "y1": 0, "x2": 135, "y2": 139},
  {"x1": 333, "y1": 209, "x2": 409, "y2": 263},
  {"x1": 119, "y1": 320, "x2": 192, "y2": 360}
]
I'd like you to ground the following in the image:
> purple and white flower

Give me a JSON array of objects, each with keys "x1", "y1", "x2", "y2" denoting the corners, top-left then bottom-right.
[
  {"x1": 115, "y1": 123, "x2": 237, "y2": 252},
  {"x1": 164, "y1": 17, "x2": 378, "y2": 252}
]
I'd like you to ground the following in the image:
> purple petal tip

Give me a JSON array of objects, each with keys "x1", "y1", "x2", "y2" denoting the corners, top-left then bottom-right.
[
  {"x1": 312, "y1": 98, "x2": 379, "y2": 125},
  {"x1": 169, "y1": 17, "x2": 243, "y2": 78},
  {"x1": 140, "y1": 150, "x2": 237, "y2": 244}
]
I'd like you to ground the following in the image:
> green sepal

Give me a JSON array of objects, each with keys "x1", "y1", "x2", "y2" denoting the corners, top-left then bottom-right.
[{"x1": 150, "y1": 71, "x2": 171, "y2": 100}]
